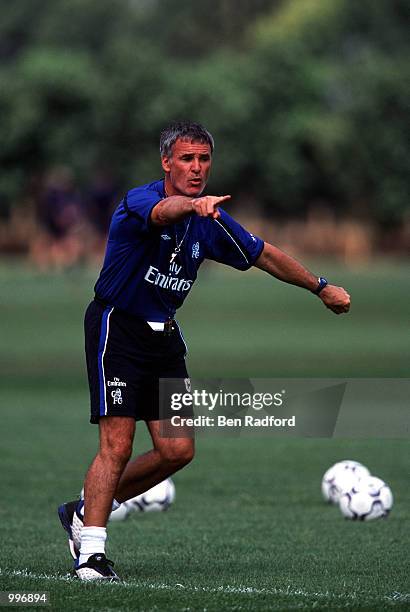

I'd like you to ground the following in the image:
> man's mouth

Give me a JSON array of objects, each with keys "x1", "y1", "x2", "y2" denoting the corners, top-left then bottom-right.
[{"x1": 189, "y1": 178, "x2": 202, "y2": 185}]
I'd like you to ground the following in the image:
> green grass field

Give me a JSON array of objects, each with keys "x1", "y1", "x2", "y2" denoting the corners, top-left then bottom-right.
[{"x1": 0, "y1": 260, "x2": 409, "y2": 610}]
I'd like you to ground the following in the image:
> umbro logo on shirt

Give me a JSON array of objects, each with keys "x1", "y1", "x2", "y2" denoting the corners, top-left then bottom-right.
[{"x1": 161, "y1": 234, "x2": 171, "y2": 240}]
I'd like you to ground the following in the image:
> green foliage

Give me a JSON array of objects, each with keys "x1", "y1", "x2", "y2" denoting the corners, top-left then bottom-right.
[
  {"x1": 245, "y1": 0, "x2": 410, "y2": 221},
  {"x1": 0, "y1": 0, "x2": 408, "y2": 224}
]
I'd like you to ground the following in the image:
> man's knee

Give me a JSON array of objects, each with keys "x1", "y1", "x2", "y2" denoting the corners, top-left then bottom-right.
[
  {"x1": 158, "y1": 439, "x2": 195, "y2": 471},
  {"x1": 100, "y1": 440, "x2": 133, "y2": 467},
  {"x1": 99, "y1": 417, "x2": 135, "y2": 467}
]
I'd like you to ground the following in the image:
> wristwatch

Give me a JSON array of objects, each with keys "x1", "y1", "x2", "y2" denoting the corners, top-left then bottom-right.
[{"x1": 313, "y1": 276, "x2": 328, "y2": 295}]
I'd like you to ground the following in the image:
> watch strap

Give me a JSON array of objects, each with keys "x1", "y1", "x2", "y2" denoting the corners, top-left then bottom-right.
[{"x1": 313, "y1": 276, "x2": 328, "y2": 295}]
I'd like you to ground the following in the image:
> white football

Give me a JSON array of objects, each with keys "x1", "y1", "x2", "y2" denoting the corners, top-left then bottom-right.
[
  {"x1": 322, "y1": 460, "x2": 370, "y2": 504},
  {"x1": 80, "y1": 478, "x2": 176, "y2": 522},
  {"x1": 339, "y1": 475, "x2": 393, "y2": 520},
  {"x1": 125, "y1": 477, "x2": 176, "y2": 514}
]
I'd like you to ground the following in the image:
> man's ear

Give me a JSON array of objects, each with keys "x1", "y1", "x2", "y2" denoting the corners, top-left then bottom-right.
[{"x1": 161, "y1": 156, "x2": 171, "y2": 172}]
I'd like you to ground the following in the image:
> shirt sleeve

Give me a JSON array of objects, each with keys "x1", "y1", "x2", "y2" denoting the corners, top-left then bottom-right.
[
  {"x1": 203, "y1": 208, "x2": 264, "y2": 270},
  {"x1": 121, "y1": 186, "x2": 163, "y2": 233}
]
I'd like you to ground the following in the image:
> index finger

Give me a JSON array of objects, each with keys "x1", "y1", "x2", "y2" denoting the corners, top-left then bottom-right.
[{"x1": 216, "y1": 195, "x2": 231, "y2": 204}]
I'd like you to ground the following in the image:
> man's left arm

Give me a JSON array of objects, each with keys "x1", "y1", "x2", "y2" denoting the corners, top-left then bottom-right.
[{"x1": 255, "y1": 242, "x2": 350, "y2": 315}]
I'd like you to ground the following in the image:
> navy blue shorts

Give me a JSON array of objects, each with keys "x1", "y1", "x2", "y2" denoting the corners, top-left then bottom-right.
[{"x1": 84, "y1": 299, "x2": 190, "y2": 424}]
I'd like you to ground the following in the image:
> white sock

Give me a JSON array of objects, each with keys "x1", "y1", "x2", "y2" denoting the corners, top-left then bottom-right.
[
  {"x1": 79, "y1": 526, "x2": 107, "y2": 565},
  {"x1": 79, "y1": 498, "x2": 121, "y2": 516}
]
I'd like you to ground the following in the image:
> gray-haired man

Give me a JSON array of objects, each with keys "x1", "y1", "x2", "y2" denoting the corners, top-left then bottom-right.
[{"x1": 58, "y1": 121, "x2": 350, "y2": 581}]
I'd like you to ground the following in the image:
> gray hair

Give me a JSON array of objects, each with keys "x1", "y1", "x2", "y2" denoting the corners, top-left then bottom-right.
[{"x1": 160, "y1": 121, "x2": 214, "y2": 157}]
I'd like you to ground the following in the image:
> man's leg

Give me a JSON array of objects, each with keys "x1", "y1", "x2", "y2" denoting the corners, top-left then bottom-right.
[
  {"x1": 71, "y1": 416, "x2": 135, "y2": 581},
  {"x1": 83, "y1": 416, "x2": 136, "y2": 525},
  {"x1": 114, "y1": 419, "x2": 194, "y2": 503}
]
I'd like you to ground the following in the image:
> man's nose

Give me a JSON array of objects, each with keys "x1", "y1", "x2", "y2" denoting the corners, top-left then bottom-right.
[{"x1": 191, "y1": 158, "x2": 201, "y2": 173}]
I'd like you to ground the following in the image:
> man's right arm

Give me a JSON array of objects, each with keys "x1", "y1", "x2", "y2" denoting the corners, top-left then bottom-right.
[{"x1": 151, "y1": 195, "x2": 231, "y2": 226}]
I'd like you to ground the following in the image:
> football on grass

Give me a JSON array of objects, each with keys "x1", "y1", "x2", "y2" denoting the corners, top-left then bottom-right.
[
  {"x1": 115, "y1": 477, "x2": 176, "y2": 517},
  {"x1": 339, "y1": 475, "x2": 393, "y2": 521},
  {"x1": 321, "y1": 460, "x2": 370, "y2": 504},
  {"x1": 81, "y1": 478, "x2": 176, "y2": 521}
]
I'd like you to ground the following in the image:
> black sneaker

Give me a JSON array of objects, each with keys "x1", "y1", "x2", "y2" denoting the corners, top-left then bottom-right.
[
  {"x1": 57, "y1": 499, "x2": 83, "y2": 560},
  {"x1": 74, "y1": 553, "x2": 120, "y2": 581}
]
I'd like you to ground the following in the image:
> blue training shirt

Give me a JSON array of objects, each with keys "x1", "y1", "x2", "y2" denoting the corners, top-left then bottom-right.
[{"x1": 94, "y1": 179, "x2": 264, "y2": 321}]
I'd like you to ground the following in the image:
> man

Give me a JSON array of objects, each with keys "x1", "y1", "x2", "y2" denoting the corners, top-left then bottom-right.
[{"x1": 58, "y1": 121, "x2": 350, "y2": 581}]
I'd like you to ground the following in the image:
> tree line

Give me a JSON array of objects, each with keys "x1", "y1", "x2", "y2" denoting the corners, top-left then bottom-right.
[{"x1": 0, "y1": 0, "x2": 408, "y2": 227}]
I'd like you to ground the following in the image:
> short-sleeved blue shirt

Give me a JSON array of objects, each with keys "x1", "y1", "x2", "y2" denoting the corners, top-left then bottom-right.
[{"x1": 94, "y1": 179, "x2": 264, "y2": 321}]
